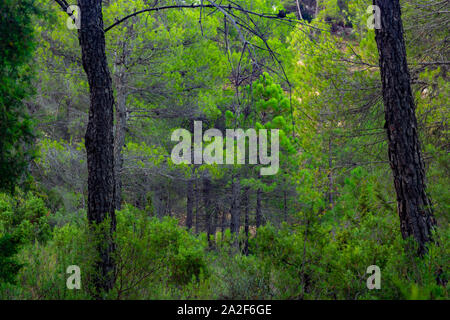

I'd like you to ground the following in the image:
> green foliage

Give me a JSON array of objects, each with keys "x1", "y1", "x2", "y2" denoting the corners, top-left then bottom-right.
[
  {"x1": 0, "y1": 191, "x2": 52, "y2": 243},
  {"x1": 114, "y1": 206, "x2": 208, "y2": 295},
  {"x1": 0, "y1": 234, "x2": 23, "y2": 284},
  {"x1": 209, "y1": 251, "x2": 272, "y2": 299},
  {"x1": 0, "y1": 0, "x2": 39, "y2": 192},
  {"x1": 0, "y1": 0, "x2": 447, "y2": 301},
  {"x1": 0, "y1": 203, "x2": 209, "y2": 299}
]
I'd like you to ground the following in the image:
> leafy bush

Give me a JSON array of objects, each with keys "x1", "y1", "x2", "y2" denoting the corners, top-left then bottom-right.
[
  {"x1": 0, "y1": 191, "x2": 52, "y2": 243},
  {"x1": 112, "y1": 206, "x2": 208, "y2": 299},
  {"x1": 0, "y1": 234, "x2": 23, "y2": 284}
]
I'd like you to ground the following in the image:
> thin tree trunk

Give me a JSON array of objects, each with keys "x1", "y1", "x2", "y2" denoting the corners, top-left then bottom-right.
[
  {"x1": 230, "y1": 174, "x2": 241, "y2": 235},
  {"x1": 295, "y1": 0, "x2": 303, "y2": 20},
  {"x1": 195, "y1": 180, "x2": 199, "y2": 234},
  {"x1": 153, "y1": 186, "x2": 166, "y2": 218},
  {"x1": 113, "y1": 20, "x2": 135, "y2": 211},
  {"x1": 213, "y1": 201, "x2": 219, "y2": 237},
  {"x1": 77, "y1": 0, "x2": 116, "y2": 295},
  {"x1": 284, "y1": 188, "x2": 288, "y2": 223},
  {"x1": 374, "y1": 0, "x2": 436, "y2": 255},
  {"x1": 221, "y1": 203, "x2": 226, "y2": 238},
  {"x1": 186, "y1": 177, "x2": 194, "y2": 230},
  {"x1": 256, "y1": 188, "x2": 262, "y2": 228},
  {"x1": 203, "y1": 175, "x2": 214, "y2": 247},
  {"x1": 243, "y1": 187, "x2": 250, "y2": 255},
  {"x1": 113, "y1": 85, "x2": 126, "y2": 211},
  {"x1": 328, "y1": 137, "x2": 333, "y2": 207}
]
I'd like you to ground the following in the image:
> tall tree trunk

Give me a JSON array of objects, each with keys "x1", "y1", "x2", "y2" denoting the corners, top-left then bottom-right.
[
  {"x1": 113, "y1": 85, "x2": 127, "y2": 211},
  {"x1": 221, "y1": 203, "x2": 226, "y2": 238},
  {"x1": 230, "y1": 174, "x2": 241, "y2": 235},
  {"x1": 295, "y1": 0, "x2": 303, "y2": 20},
  {"x1": 78, "y1": 0, "x2": 116, "y2": 294},
  {"x1": 112, "y1": 20, "x2": 135, "y2": 211},
  {"x1": 214, "y1": 201, "x2": 219, "y2": 236},
  {"x1": 186, "y1": 177, "x2": 194, "y2": 230},
  {"x1": 374, "y1": 0, "x2": 436, "y2": 255},
  {"x1": 243, "y1": 187, "x2": 250, "y2": 255},
  {"x1": 153, "y1": 186, "x2": 167, "y2": 218},
  {"x1": 256, "y1": 188, "x2": 262, "y2": 228},
  {"x1": 195, "y1": 180, "x2": 200, "y2": 234},
  {"x1": 203, "y1": 175, "x2": 214, "y2": 247}
]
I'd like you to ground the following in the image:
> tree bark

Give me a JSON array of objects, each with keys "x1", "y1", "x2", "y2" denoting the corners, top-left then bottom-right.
[
  {"x1": 243, "y1": 187, "x2": 250, "y2": 255},
  {"x1": 374, "y1": 0, "x2": 436, "y2": 255},
  {"x1": 230, "y1": 174, "x2": 241, "y2": 235},
  {"x1": 203, "y1": 175, "x2": 214, "y2": 247},
  {"x1": 77, "y1": 0, "x2": 116, "y2": 294},
  {"x1": 256, "y1": 188, "x2": 262, "y2": 228}
]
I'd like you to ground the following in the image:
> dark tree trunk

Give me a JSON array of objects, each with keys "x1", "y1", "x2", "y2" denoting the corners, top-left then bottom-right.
[
  {"x1": 203, "y1": 175, "x2": 214, "y2": 247},
  {"x1": 374, "y1": 0, "x2": 436, "y2": 255},
  {"x1": 243, "y1": 187, "x2": 250, "y2": 255},
  {"x1": 77, "y1": 0, "x2": 116, "y2": 294},
  {"x1": 221, "y1": 204, "x2": 226, "y2": 238},
  {"x1": 186, "y1": 177, "x2": 194, "y2": 230},
  {"x1": 256, "y1": 188, "x2": 262, "y2": 228},
  {"x1": 113, "y1": 85, "x2": 126, "y2": 211},
  {"x1": 153, "y1": 186, "x2": 166, "y2": 218},
  {"x1": 230, "y1": 174, "x2": 241, "y2": 235},
  {"x1": 213, "y1": 202, "x2": 219, "y2": 236},
  {"x1": 195, "y1": 180, "x2": 200, "y2": 234}
]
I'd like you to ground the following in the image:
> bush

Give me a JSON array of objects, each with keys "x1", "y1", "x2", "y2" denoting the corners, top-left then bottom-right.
[
  {"x1": 0, "y1": 191, "x2": 52, "y2": 243},
  {"x1": 0, "y1": 234, "x2": 23, "y2": 284},
  {"x1": 112, "y1": 206, "x2": 209, "y2": 299}
]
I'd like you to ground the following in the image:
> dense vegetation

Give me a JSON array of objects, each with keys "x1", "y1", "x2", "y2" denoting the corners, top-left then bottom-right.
[{"x1": 0, "y1": 0, "x2": 448, "y2": 300}]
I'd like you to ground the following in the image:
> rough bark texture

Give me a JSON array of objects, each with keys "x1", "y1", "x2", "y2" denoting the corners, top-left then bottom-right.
[
  {"x1": 374, "y1": 0, "x2": 436, "y2": 255},
  {"x1": 77, "y1": 0, "x2": 116, "y2": 294}
]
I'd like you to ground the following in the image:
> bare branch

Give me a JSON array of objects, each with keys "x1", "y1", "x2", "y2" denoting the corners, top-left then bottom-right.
[
  {"x1": 104, "y1": 4, "x2": 311, "y2": 33},
  {"x1": 53, "y1": 0, "x2": 70, "y2": 14}
]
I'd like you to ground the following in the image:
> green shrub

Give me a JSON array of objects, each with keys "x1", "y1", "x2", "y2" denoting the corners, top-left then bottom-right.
[
  {"x1": 0, "y1": 191, "x2": 51, "y2": 243},
  {"x1": 0, "y1": 234, "x2": 23, "y2": 284}
]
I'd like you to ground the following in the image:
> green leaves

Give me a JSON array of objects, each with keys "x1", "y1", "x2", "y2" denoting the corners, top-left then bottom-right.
[
  {"x1": 0, "y1": 0, "x2": 40, "y2": 193},
  {"x1": 0, "y1": 233, "x2": 23, "y2": 284}
]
